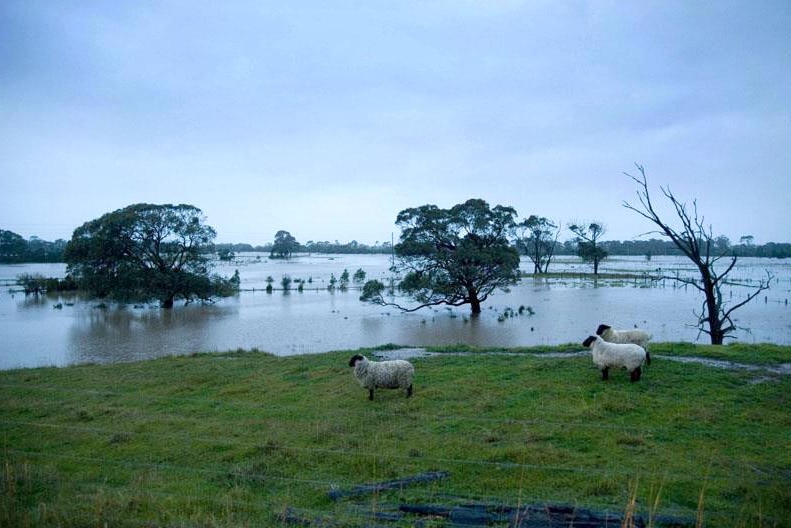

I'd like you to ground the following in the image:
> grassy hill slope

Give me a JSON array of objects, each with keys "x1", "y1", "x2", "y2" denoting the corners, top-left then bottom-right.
[{"x1": 2, "y1": 343, "x2": 789, "y2": 527}]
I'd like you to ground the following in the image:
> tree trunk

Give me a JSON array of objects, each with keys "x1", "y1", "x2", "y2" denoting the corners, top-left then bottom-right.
[
  {"x1": 702, "y1": 274, "x2": 724, "y2": 344},
  {"x1": 706, "y1": 285, "x2": 725, "y2": 345},
  {"x1": 469, "y1": 296, "x2": 482, "y2": 316},
  {"x1": 532, "y1": 240, "x2": 541, "y2": 274},
  {"x1": 162, "y1": 296, "x2": 175, "y2": 309}
]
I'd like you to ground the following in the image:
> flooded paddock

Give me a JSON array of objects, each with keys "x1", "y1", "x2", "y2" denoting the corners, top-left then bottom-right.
[{"x1": 1, "y1": 255, "x2": 789, "y2": 369}]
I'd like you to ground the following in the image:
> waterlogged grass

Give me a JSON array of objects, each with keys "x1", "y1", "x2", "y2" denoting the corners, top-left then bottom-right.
[
  {"x1": 1, "y1": 345, "x2": 790, "y2": 527},
  {"x1": 652, "y1": 342, "x2": 791, "y2": 366},
  {"x1": 427, "y1": 342, "x2": 791, "y2": 365}
]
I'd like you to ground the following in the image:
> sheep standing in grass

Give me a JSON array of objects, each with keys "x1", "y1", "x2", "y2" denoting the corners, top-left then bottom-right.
[
  {"x1": 596, "y1": 324, "x2": 651, "y2": 365},
  {"x1": 348, "y1": 354, "x2": 414, "y2": 401},
  {"x1": 582, "y1": 335, "x2": 648, "y2": 382}
]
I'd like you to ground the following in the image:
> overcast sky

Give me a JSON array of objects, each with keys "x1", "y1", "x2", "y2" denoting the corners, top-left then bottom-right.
[{"x1": 1, "y1": 1, "x2": 789, "y2": 247}]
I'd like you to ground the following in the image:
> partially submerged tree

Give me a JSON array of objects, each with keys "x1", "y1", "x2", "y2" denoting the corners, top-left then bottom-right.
[
  {"x1": 360, "y1": 199, "x2": 521, "y2": 315},
  {"x1": 623, "y1": 164, "x2": 772, "y2": 344},
  {"x1": 270, "y1": 230, "x2": 299, "y2": 259},
  {"x1": 65, "y1": 203, "x2": 235, "y2": 308},
  {"x1": 17, "y1": 273, "x2": 46, "y2": 295},
  {"x1": 568, "y1": 221, "x2": 608, "y2": 275},
  {"x1": 352, "y1": 268, "x2": 367, "y2": 283},
  {"x1": 513, "y1": 215, "x2": 560, "y2": 274}
]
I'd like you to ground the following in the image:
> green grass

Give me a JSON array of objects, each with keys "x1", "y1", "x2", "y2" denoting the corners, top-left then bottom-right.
[{"x1": 2, "y1": 344, "x2": 790, "y2": 527}]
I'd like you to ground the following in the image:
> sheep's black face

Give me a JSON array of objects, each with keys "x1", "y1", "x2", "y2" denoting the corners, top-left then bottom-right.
[
  {"x1": 582, "y1": 336, "x2": 597, "y2": 348},
  {"x1": 596, "y1": 324, "x2": 611, "y2": 336},
  {"x1": 348, "y1": 354, "x2": 364, "y2": 367}
]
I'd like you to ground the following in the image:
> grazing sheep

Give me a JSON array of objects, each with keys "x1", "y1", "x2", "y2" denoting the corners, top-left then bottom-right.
[
  {"x1": 348, "y1": 354, "x2": 414, "y2": 401},
  {"x1": 582, "y1": 335, "x2": 648, "y2": 382},
  {"x1": 596, "y1": 324, "x2": 651, "y2": 365}
]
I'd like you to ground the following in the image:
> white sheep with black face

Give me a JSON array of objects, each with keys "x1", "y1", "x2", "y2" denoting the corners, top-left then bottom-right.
[
  {"x1": 582, "y1": 335, "x2": 648, "y2": 382},
  {"x1": 348, "y1": 354, "x2": 414, "y2": 401},
  {"x1": 596, "y1": 324, "x2": 651, "y2": 365}
]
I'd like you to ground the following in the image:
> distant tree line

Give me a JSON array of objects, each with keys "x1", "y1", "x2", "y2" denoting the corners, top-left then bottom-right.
[
  {"x1": 582, "y1": 238, "x2": 791, "y2": 259},
  {"x1": 0, "y1": 230, "x2": 67, "y2": 263},
  {"x1": 215, "y1": 238, "x2": 394, "y2": 257},
  {"x1": 3, "y1": 228, "x2": 790, "y2": 265},
  {"x1": 542, "y1": 237, "x2": 790, "y2": 259},
  {"x1": 303, "y1": 240, "x2": 393, "y2": 255},
  {"x1": 231, "y1": 231, "x2": 791, "y2": 260}
]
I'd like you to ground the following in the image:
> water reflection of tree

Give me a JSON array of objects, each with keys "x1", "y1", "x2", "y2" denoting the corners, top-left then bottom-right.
[{"x1": 70, "y1": 303, "x2": 227, "y2": 364}]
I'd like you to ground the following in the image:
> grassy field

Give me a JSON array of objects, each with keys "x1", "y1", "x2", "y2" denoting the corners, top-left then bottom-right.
[{"x1": 1, "y1": 343, "x2": 789, "y2": 527}]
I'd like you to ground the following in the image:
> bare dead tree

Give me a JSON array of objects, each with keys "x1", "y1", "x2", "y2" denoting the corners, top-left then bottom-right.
[{"x1": 623, "y1": 164, "x2": 772, "y2": 344}]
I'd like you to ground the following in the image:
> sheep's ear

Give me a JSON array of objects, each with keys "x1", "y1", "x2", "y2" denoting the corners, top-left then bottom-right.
[
  {"x1": 596, "y1": 324, "x2": 610, "y2": 335},
  {"x1": 582, "y1": 336, "x2": 596, "y2": 347}
]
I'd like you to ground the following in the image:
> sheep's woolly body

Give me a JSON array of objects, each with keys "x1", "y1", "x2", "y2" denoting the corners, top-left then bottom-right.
[
  {"x1": 582, "y1": 335, "x2": 648, "y2": 382},
  {"x1": 348, "y1": 354, "x2": 414, "y2": 400},
  {"x1": 596, "y1": 324, "x2": 650, "y2": 348},
  {"x1": 596, "y1": 324, "x2": 651, "y2": 365}
]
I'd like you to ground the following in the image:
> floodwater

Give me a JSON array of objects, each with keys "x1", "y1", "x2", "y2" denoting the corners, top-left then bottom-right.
[{"x1": 1, "y1": 255, "x2": 789, "y2": 370}]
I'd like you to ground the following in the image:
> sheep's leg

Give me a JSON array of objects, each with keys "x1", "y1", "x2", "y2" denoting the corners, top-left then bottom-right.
[
  {"x1": 406, "y1": 384, "x2": 413, "y2": 398},
  {"x1": 630, "y1": 367, "x2": 642, "y2": 382},
  {"x1": 368, "y1": 389, "x2": 374, "y2": 401},
  {"x1": 645, "y1": 351, "x2": 651, "y2": 366},
  {"x1": 601, "y1": 367, "x2": 609, "y2": 381}
]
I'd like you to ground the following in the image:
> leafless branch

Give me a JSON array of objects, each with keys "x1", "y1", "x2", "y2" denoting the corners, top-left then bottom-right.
[
  {"x1": 623, "y1": 164, "x2": 772, "y2": 344},
  {"x1": 364, "y1": 295, "x2": 468, "y2": 313}
]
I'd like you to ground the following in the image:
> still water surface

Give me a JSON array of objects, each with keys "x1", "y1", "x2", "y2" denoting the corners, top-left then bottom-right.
[{"x1": 1, "y1": 255, "x2": 789, "y2": 370}]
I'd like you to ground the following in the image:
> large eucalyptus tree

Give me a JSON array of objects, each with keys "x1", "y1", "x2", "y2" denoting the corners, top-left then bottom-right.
[
  {"x1": 360, "y1": 198, "x2": 520, "y2": 315},
  {"x1": 65, "y1": 203, "x2": 234, "y2": 308}
]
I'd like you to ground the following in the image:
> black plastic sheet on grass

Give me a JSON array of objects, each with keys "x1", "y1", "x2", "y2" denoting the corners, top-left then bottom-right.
[{"x1": 283, "y1": 471, "x2": 696, "y2": 527}]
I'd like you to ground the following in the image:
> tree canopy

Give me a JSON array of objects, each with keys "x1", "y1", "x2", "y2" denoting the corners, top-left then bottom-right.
[
  {"x1": 64, "y1": 203, "x2": 235, "y2": 308},
  {"x1": 513, "y1": 215, "x2": 560, "y2": 274},
  {"x1": 270, "y1": 230, "x2": 299, "y2": 259},
  {"x1": 568, "y1": 221, "x2": 608, "y2": 275},
  {"x1": 1, "y1": 230, "x2": 66, "y2": 263},
  {"x1": 360, "y1": 199, "x2": 521, "y2": 315},
  {"x1": 0, "y1": 230, "x2": 26, "y2": 262}
]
